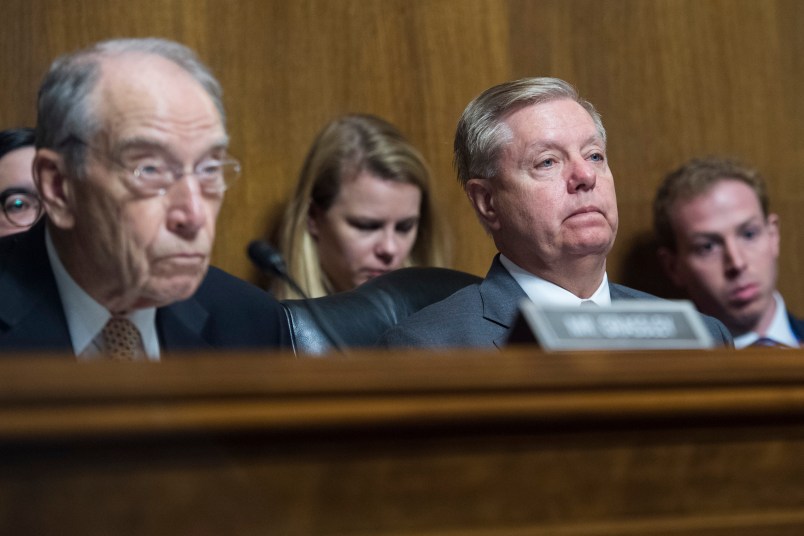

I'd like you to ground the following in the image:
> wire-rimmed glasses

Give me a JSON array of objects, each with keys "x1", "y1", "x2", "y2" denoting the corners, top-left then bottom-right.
[
  {"x1": 127, "y1": 157, "x2": 242, "y2": 197},
  {"x1": 64, "y1": 135, "x2": 241, "y2": 198}
]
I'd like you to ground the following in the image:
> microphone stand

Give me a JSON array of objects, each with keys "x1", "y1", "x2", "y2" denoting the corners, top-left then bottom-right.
[{"x1": 248, "y1": 240, "x2": 350, "y2": 355}]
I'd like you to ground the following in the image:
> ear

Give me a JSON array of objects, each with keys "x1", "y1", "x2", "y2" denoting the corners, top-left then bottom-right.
[
  {"x1": 657, "y1": 246, "x2": 685, "y2": 288},
  {"x1": 306, "y1": 203, "x2": 321, "y2": 240},
  {"x1": 767, "y1": 212, "x2": 780, "y2": 258},
  {"x1": 465, "y1": 178, "x2": 500, "y2": 231},
  {"x1": 34, "y1": 148, "x2": 76, "y2": 229}
]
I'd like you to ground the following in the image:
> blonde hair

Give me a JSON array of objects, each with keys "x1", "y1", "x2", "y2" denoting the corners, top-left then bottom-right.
[{"x1": 274, "y1": 114, "x2": 449, "y2": 299}]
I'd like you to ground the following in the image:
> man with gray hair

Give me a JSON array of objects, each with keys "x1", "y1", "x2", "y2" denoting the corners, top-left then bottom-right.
[
  {"x1": 381, "y1": 77, "x2": 731, "y2": 348},
  {"x1": 0, "y1": 38, "x2": 289, "y2": 358}
]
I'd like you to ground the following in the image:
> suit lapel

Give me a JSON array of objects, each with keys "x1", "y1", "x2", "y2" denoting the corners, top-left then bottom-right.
[
  {"x1": 787, "y1": 311, "x2": 804, "y2": 343},
  {"x1": 0, "y1": 223, "x2": 72, "y2": 349},
  {"x1": 609, "y1": 284, "x2": 631, "y2": 301},
  {"x1": 477, "y1": 256, "x2": 528, "y2": 349},
  {"x1": 484, "y1": 269, "x2": 641, "y2": 349},
  {"x1": 0, "y1": 223, "x2": 220, "y2": 354},
  {"x1": 157, "y1": 296, "x2": 213, "y2": 351}
]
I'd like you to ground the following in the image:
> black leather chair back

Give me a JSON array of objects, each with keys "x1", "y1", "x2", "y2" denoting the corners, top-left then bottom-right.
[{"x1": 281, "y1": 267, "x2": 482, "y2": 355}]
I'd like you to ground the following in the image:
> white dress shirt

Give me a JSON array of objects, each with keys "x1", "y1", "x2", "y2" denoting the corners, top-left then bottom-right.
[
  {"x1": 45, "y1": 229, "x2": 160, "y2": 360},
  {"x1": 499, "y1": 254, "x2": 612, "y2": 307}
]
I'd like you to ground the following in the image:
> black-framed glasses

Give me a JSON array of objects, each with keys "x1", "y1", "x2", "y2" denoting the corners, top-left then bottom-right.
[{"x1": 1, "y1": 188, "x2": 42, "y2": 228}]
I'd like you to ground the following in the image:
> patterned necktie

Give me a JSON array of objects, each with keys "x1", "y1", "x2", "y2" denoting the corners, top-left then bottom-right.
[
  {"x1": 580, "y1": 300, "x2": 598, "y2": 307},
  {"x1": 101, "y1": 317, "x2": 145, "y2": 360}
]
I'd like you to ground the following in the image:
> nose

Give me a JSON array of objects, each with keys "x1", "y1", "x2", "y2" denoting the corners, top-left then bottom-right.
[
  {"x1": 723, "y1": 238, "x2": 747, "y2": 276},
  {"x1": 375, "y1": 228, "x2": 400, "y2": 264},
  {"x1": 566, "y1": 157, "x2": 596, "y2": 193},
  {"x1": 165, "y1": 176, "x2": 208, "y2": 238}
]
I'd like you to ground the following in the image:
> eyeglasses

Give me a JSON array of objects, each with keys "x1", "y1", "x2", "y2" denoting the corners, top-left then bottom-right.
[
  {"x1": 64, "y1": 136, "x2": 241, "y2": 198},
  {"x1": 125, "y1": 157, "x2": 241, "y2": 197},
  {"x1": 1, "y1": 188, "x2": 42, "y2": 228}
]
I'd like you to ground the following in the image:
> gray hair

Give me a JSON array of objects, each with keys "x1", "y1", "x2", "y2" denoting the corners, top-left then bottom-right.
[
  {"x1": 453, "y1": 77, "x2": 606, "y2": 187},
  {"x1": 35, "y1": 37, "x2": 225, "y2": 178}
]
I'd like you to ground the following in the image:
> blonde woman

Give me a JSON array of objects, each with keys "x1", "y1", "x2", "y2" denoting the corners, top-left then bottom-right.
[{"x1": 274, "y1": 114, "x2": 448, "y2": 299}]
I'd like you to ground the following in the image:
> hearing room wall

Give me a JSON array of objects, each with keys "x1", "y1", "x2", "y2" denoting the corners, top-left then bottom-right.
[{"x1": 3, "y1": 0, "x2": 803, "y2": 311}]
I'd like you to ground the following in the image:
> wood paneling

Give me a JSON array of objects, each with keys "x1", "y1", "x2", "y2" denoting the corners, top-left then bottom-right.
[
  {"x1": 509, "y1": 0, "x2": 804, "y2": 306},
  {"x1": 3, "y1": 0, "x2": 804, "y2": 312},
  {"x1": 4, "y1": 348, "x2": 804, "y2": 534}
]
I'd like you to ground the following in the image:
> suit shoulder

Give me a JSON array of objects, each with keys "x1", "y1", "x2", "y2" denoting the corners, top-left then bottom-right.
[
  {"x1": 198, "y1": 266, "x2": 276, "y2": 298},
  {"x1": 610, "y1": 283, "x2": 661, "y2": 301},
  {"x1": 379, "y1": 284, "x2": 484, "y2": 347},
  {"x1": 610, "y1": 283, "x2": 732, "y2": 346},
  {"x1": 194, "y1": 266, "x2": 286, "y2": 319},
  {"x1": 787, "y1": 310, "x2": 804, "y2": 336},
  {"x1": 188, "y1": 266, "x2": 290, "y2": 349},
  {"x1": 399, "y1": 283, "x2": 483, "y2": 324}
]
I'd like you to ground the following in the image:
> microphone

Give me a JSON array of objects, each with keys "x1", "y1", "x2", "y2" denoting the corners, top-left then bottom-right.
[
  {"x1": 247, "y1": 240, "x2": 349, "y2": 354},
  {"x1": 248, "y1": 240, "x2": 310, "y2": 300}
]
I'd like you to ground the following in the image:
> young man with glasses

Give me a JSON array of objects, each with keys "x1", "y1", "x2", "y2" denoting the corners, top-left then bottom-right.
[
  {"x1": 0, "y1": 128, "x2": 41, "y2": 238},
  {"x1": 0, "y1": 38, "x2": 290, "y2": 359}
]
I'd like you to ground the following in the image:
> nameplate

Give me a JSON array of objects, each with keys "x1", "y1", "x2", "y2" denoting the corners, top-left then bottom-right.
[{"x1": 508, "y1": 299, "x2": 715, "y2": 351}]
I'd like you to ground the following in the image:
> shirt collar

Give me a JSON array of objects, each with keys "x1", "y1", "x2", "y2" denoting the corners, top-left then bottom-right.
[
  {"x1": 45, "y1": 228, "x2": 160, "y2": 360},
  {"x1": 733, "y1": 292, "x2": 798, "y2": 349},
  {"x1": 499, "y1": 254, "x2": 611, "y2": 306}
]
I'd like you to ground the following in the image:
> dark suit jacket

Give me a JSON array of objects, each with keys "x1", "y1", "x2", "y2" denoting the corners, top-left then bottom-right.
[
  {"x1": 0, "y1": 223, "x2": 290, "y2": 355},
  {"x1": 380, "y1": 255, "x2": 733, "y2": 349},
  {"x1": 788, "y1": 311, "x2": 804, "y2": 343}
]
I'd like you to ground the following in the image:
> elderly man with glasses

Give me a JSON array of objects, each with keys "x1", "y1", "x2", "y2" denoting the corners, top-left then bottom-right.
[{"x1": 0, "y1": 38, "x2": 290, "y2": 359}]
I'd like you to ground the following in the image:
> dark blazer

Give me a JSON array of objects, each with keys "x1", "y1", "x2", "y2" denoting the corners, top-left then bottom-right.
[
  {"x1": 380, "y1": 255, "x2": 733, "y2": 349},
  {"x1": 788, "y1": 311, "x2": 804, "y2": 343},
  {"x1": 0, "y1": 223, "x2": 290, "y2": 355}
]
